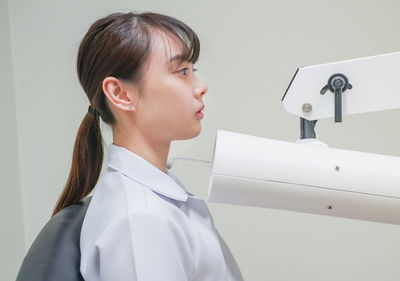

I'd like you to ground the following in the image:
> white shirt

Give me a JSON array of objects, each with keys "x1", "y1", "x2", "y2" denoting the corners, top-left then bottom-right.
[{"x1": 80, "y1": 143, "x2": 244, "y2": 281}]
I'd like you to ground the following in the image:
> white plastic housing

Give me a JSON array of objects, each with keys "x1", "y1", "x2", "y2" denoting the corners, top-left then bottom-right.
[
  {"x1": 208, "y1": 130, "x2": 400, "y2": 224},
  {"x1": 282, "y1": 51, "x2": 400, "y2": 120}
]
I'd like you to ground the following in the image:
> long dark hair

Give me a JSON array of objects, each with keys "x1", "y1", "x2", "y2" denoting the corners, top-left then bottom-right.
[{"x1": 52, "y1": 12, "x2": 200, "y2": 216}]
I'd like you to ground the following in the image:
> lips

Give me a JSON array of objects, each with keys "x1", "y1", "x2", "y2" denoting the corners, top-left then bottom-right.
[
  {"x1": 195, "y1": 104, "x2": 205, "y2": 119},
  {"x1": 197, "y1": 105, "x2": 205, "y2": 113}
]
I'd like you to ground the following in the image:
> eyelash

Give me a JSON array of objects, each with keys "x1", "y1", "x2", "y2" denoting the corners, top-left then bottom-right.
[{"x1": 178, "y1": 67, "x2": 198, "y2": 76}]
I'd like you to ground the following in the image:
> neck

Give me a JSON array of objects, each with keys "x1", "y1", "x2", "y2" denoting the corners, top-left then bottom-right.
[{"x1": 112, "y1": 126, "x2": 171, "y2": 173}]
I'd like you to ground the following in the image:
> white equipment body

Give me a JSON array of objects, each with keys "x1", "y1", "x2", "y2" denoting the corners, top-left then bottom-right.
[{"x1": 208, "y1": 130, "x2": 400, "y2": 224}]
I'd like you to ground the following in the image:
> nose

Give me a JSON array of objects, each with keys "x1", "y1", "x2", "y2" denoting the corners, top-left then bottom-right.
[{"x1": 194, "y1": 79, "x2": 208, "y2": 98}]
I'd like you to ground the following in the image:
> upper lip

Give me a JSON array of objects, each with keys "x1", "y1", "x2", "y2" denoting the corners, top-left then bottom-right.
[{"x1": 197, "y1": 105, "x2": 205, "y2": 112}]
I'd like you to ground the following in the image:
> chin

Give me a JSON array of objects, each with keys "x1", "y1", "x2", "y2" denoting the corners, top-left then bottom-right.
[{"x1": 176, "y1": 123, "x2": 202, "y2": 140}]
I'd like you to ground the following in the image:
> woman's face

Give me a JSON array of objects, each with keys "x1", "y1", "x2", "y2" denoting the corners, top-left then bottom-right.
[{"x1": 129, "y1": 30, "x2": 208, "y2": 142}]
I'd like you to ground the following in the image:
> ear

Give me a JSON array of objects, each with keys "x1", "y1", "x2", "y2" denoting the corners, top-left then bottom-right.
[{"x1": 102, "y1": 77, "x2": 138, "y2": 112}]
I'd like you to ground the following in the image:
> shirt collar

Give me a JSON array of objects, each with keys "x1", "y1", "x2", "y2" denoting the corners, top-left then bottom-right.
[{"x1": 106, "y1": 143, "x2": 189, "y2": 202}]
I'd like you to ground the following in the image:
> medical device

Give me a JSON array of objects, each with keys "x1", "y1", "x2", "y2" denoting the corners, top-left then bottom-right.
[{"x1": 207, "y1": 51, "x2": 400, "y2": 224}]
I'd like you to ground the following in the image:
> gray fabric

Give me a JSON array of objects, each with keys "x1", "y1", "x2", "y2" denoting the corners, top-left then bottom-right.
[{"x1": 16, "y1": 196, "x2": 92, "y2": 281}]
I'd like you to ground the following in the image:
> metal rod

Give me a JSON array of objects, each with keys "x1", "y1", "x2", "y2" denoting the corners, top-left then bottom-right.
[{"x1": 300, "y1": 117, "x2": 317, "y2": 139}]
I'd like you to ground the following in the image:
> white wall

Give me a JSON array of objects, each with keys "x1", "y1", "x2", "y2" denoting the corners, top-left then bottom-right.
[
  {"x1": 0, "y1": 0, "x2": 26, "y2": 279},
  {"x1": 5, "y1": 0, "x2": 400, "y2": 280}
]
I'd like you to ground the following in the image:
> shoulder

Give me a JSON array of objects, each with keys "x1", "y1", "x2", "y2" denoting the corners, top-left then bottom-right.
[
  {"x1": 86, "y1": 168, "x2": 191, "y2": 236},
  {"x1": 94, "y1": 204, "x2": 193, "y2": 256},
  {"x1": 90, "y1": 203, "x2": 195, "y2": 280}
]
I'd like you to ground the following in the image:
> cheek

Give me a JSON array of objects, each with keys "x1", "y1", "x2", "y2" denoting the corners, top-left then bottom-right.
[
  {"x1": 144, "y1": 80, "x2": 192, "y2": 124},
  {"x1": 161, "y1": 80, "x2": 192, "y2": 114},
  {"x1": 164, "y1": 97, "x2": 193, "y2": 126},
  {"x1": 139, "y1": 87, "x2": 200, "y2": 140}
]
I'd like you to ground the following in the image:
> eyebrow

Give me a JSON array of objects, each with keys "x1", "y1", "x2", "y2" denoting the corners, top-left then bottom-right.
[{"x1": 169, "y1": 53, "x2": 187, "y2": 63}]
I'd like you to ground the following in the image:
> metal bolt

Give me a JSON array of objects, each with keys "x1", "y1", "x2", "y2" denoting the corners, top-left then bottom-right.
[
  {"x1": 334, "y1": 165, "x2": 340, "y2": 171},
  {"x1": 302, "y1": 103, "x2": 312, "y2": 113},
  {"x1": 333, "y1": 78, "x2": 344, "y2": 88}
]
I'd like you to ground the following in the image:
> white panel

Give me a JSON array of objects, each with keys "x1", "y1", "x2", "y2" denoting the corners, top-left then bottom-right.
[{"x1": 282, "y1": 51, "x2": 400, "y2": 120}]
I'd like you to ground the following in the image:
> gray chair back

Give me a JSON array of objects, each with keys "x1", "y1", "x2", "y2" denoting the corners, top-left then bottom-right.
[{"x1": 16, "y1": 196, "x2": 92, "y2": 281}]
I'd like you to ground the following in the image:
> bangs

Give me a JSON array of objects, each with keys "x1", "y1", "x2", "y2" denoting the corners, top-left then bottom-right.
[
  {"x1": 141, "y1": 13, "x2": 200, "y2": 64},
  {"x1": 165, "y1": 23, "x2": 200, "y2": 64}
]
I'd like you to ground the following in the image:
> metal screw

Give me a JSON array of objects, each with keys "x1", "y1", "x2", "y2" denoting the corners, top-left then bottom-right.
[
  {"x1": 334, "y1": 165, "x2": 340, "y2": 171},
  {"x1": 302, "y1": 103, "x2": 312, "y2": 113},
  {"x1": 333, "y1": 78, "x2": 344, "y2": 88}
]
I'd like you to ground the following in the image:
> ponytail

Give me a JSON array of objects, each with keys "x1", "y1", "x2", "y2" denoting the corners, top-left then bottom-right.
[{"x1": 52, "y1": 109, "x2": 103, "y2": 217}]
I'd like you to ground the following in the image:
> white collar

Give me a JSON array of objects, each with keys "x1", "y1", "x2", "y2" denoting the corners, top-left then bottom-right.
[{"x1": 106, "y1": 143, "x2": 189, "y2": 202}]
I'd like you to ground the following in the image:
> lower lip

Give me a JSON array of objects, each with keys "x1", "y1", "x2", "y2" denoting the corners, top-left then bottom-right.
[{"x1": 196, "y1": 111, "x2": 204, "y2": 119}]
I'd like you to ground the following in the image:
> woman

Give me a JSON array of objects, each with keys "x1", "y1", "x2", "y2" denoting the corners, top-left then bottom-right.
[{"x1": 53, "y1": 11, "x2": 244, "y2": 281}]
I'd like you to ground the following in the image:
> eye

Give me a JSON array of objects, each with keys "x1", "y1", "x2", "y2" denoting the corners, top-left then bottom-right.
[
  {"x1": 178, "y1": 67, "x2": 190, "y2": 76},
  {"x1": 177, "y1": 67, "x2": 197, "y2": 76}
]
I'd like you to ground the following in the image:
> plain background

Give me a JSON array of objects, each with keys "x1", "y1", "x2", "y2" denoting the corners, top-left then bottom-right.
[{"x1": 2, "y1": 0, "x2": 400, "y2": 280}]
